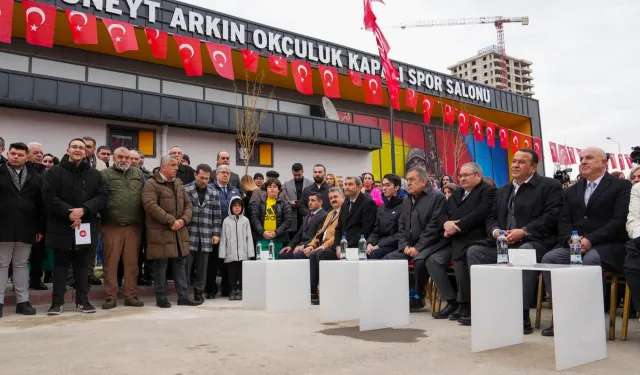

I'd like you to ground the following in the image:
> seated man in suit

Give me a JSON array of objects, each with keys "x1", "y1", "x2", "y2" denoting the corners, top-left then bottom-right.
[
  {"x1": 303, "y1": 187, "x2": 344, "y2": 304},
  {"x1": 466, "y1": 149, "x2": 563, "y2": 333},
  {"x1": 541, "y1": 147, "x2": 632, "y2": 336},
  {"x1": 384, "y1": 168, "x2": 446, "y2": 311},
  {"x1": 429, "y1": 162, "x2": 496, "y2": 320},
  {"x1": 279, "y1": 193, "x2": 327, "y2": 259},
  {"x1": 311, "y1": 177, "x2": 377, "y2": 305}
]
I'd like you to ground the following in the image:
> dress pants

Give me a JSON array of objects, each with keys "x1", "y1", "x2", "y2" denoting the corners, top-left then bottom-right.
[
  {"x1": 279, "y1": 249, "x2": 309, "y2": 260},
  {"x1": 138, "y1": 229, "x2": 152, "y2": 279},
  {"x1": 310, "y1": 248, "x2": 338, "y2": 294},
  {"x1": 0, "y1": 242, "x2": 32, "y2": 304},
  {"x1": 384, "y1": 251, "x2": 429, "y2": 297},
  {"x1": 153, "y1": 256, "x2": 189, "y2": 302},
  {"x1": 425, "y1": 247, "x2": 456, "y2": 302},
  {"x1": 28, "y1": 240, "x2": 45, "y2": 283},
  {"x1": 369, "y1": 247, "x2": 396, "y2": 260},
  {"x1": 542, "y1": 247, "x2": 603, "y2": 298},
  {"x1": 227, "y1": 261, "x2": 242, "y2": 290},
  {"x1": 187, "y1": 245, "x2": 209, "y2": 293},
  {"x1": 53, "y1": 246, "x2": 89, "y2": 306},
  {"x1": 206, "y1": 244, "x2": 223, "y2": 296},
  {"x1": 467, "y1": 242, "x2": 540, "y2": 310},
  {"x1": 102, "y1": 224, "x2": 141, "y2": 299}
]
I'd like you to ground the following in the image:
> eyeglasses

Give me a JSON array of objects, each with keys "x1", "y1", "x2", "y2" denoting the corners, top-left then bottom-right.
[
  {"x1": 381, "y1": 183, "x2": 394, "y2": 188},
  {"x1": 69, "y1": 145, "x2": 86, "y2": 151}
]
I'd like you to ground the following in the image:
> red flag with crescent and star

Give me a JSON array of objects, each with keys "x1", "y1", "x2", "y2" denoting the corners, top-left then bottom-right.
[
  {"x1": 521, "y1": 135, "x2": 532, "y2": 150},
  {"x1": 626, "y1": 154, "x2": 634, "y2": 169},
  {"x1": 172, "y1": 34, "x2": 202, "y2": 76},
  {"x1": 23, "y1": 0, "x2": 57, "y2": 48},
  {"x1": 0, "y1": 0, "x2": 14, "y2": 44},
  {"x1": 610, "y1": 153, "x2": 618, "y2": 169},
  {"x1": 349, "y1": 70, "x2": 362, "y2": 86},
  {"x1": 102, "y1": 19, "x2": 138, "y2": 53},
  {"x1": 421, "y1": 96, "x2": 433, "y2": 125},
  {"x1": 471, "y1": 117, "x2": 483, "y2": 142},
  {"x1": 206, "y1": 43, "x2": 234, "y2": 81},
  {"x1": 66, "y1": 9, "x2": 98, "y2": 45},
  {"x1": 549, "y1": 142, "x2": 559, "y2": 163},
  {"x1": 499, "y1": 127, "x2": 509, "y2": 149},
  {"x1": 388, "y1": 80, "x2": 400, "y2": 110},
  {"x1": 242, "y1": 49, "x2": 258, "y2": 73},
  {"x1": 485, "y1": 122, "x2": 496, "y2": 148},
  {"x1": 557, "y1": 145, "x2": 569, "y2": 165},
  {"x1": 268, "y1": 55, "x2": 287, "y2": 76},
  {"x1": 292, "y1": 60, "x2": 313, "y2": 95},
  {"x1": 533, "y1": 138, "x2": 543, "y2": 161},
  {"x1": 405, "y1": 89, "x2": 418, "y2": 111},
  {"x1": 319, "y1": 66, "x2": 340, "y2": 98},
  {"x1": 510, "y1": 131, "x2": 520, "y2": 155},
  {"x1": 566, "y1": 146, "x2": 577, "y2": 164},
  {"x1": 619, "y1": 154, "x2": 626, "y2": 170},
  {"x1": 443, "y1": 104, "x2": 455, "y2": 125},
  {"x1": 363, "y1": 74, "x2": 383, "y2": 105},
  {"x1": 144, "y1": 27, "x2": 168, "y2": 59},
  {"x1": 457, "y1": 111, "x2": 469, "y2": 135}
]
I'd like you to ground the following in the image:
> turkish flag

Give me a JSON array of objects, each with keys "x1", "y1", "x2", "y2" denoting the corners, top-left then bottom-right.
[
  {"x1": 66, "y1": 9, "x2": 98, "y2": 45},
  {"x1": 292, "y1": 60, "x2": 313, "y2": 95},
  {"x1": 549, "y1": 142, "x2": 559, "y2": 163},
  {"x1": 102, "y1": 19, "x2": 138, "y2": 53},
  {"x1": 510, "y1": 132, "x2": 520, "y2": 155},
  {"x1": 566, "y1": 146, "x2": 576, "y2": 164},
  {"x1": 457, "y1": 112, "x2": 469, "y2": 135},
  {"x1": 486, "y1": 122, "x2": 496, "y2": 148},
  {"x1": 388, "y1": 80, "x2": 400, "y2": 110},
  {"x1": 144, "y1": 27, "x2": 168, "y2": 59},
  {"x1": 364, "y1": 74, "x2": 383, "y2": 105},
  {"x1": 23, "y1": 0, "x2": 57, "y2": 48},
  {"x1": 626, "y1": 154, "x2": 634, "y2": 169},
  {"x1": 172, "y1": 34, "x2": 203, "y2": 76},
  {"x1": 499, "y1": 127, "x2": 509, "y2": 149},
  {"x1": 405, "y1": 89, "x2": 418, "y2": 111},
  {"x1": 363, "y1": 0, "x2": 377, "y2": 31},
  {"x1": 619, "y1": 154, "x2": 626, "y2": 170},
  {"x1": 557, "y1": 145, "x2": 569, "y2": 165},
  {"x1": 268, "y1": 55, "x2": 287, "y2": 76},
  {"x1": 521, "y1": 135, "x2": 532, "y2": 150},
  {"x1": 443, "y1": 104, "x2": 455, "y2": 125},
  {"x1": 533, "y1": 138, "x2": 543, "y2": 161},
  {"x1": 349, "y1": 70, "x2": 362, "y2": 86},
  {"x1": 0, "y1": 0, "x2": 14, "y2": 44},
  {"x1": 471, "y1": 117, "x2": 483, "y2": 142},
  {"x1": 319, "y1": 66, "x2": 340, "y2": 98},
  {"x1": 576, "y1": 148, "x2": 582, "y2": 158},
  {"x1": 206, "y1": 43, "x2": 234, "y2": 81},
  {"x1": 610, "y1": 153, "x2": 618, "y2": 169},
  {"x1": 242, "y1": 49, "x2": 258, "y2": 73},
  {"x1": 422, "y1": 96, "x2": 433, "y2": 125}
]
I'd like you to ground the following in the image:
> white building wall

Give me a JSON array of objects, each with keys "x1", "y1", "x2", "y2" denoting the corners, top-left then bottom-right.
[{"x1": 0, "y1": 108, "x2": 372, "y2": 179}]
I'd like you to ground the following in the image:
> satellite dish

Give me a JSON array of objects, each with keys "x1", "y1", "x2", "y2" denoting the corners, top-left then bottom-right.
[{"x1": 322, "y1": 96, "x2": 340, "y2": 121}]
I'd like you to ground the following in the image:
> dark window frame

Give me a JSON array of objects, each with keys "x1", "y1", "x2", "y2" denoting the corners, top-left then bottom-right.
[{"x1": 106, "y1": 125, "x2": 157, "y2": 157}]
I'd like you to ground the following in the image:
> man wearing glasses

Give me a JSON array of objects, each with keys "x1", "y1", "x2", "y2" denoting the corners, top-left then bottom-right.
[{"x1": 464, "y1": 149, "x2": 563, "y2": 334}]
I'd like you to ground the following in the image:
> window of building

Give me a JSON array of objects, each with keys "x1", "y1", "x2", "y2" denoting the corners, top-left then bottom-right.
[
  {"x1": 88, "y1": 68, "x2": 137, "y2": 89},
  {"x1": 484, "y1": 72, "x2": 488, "y2": 77},
  {"x1": 473, "y1": 76, "x2": 477, "y2": 81},
  {"x1": 485, "y1": 80, "x2": 489, "y2": 84},
  {"x1": 472, "y1": 61, "x2": 476, "y2": 66},
  {"x1": 236, "y1": 141, "x2": 273, "y2": 167},
  {"x1": 107, "y1": 126, "x2": 156, "y2": 157},
  {"x1": 32, "y1": 58, "x2": 86, "y2": 82},
  {"x1": 483, "y1": 56, "x2": 487, "y2": 61},
  {"x1": 472, "y1": 68, "x2": 477, "y2": 73}
]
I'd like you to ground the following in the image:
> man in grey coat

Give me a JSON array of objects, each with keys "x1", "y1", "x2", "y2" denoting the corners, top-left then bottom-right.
[
  {"x1": 184, "y1": 164, "x2": 222, "y2": 302},
  {"x1": 283, "y1": 163, "x2": 313, "y2": 240},
  {"x1": 384, "y1": 167, "x2": 446, "y2": 311}
]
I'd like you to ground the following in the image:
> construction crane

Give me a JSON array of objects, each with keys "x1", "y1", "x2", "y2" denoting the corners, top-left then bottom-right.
[{"x1": 391, "y1": 17, "x2": 529, "y2": 90}]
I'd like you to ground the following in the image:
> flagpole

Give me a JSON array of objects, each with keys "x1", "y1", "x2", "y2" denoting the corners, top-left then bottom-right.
[{"x1": 387, "y1": 90, "x2": 397, "y2": 175}]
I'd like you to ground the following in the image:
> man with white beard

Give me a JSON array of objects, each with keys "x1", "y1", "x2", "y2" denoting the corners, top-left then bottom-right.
[{"x1": 100, "y1": 147, "x2": 146, "y2": 310}]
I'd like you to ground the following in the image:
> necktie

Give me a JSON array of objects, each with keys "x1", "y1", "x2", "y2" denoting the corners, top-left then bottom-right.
[
  {"x1": 307, "y1": 212, "x2": 314, "y2": 225},
  {"x1": 585, "y1": 182, "x2": 596, "y2": 205},
  {"x1": 463, "y1": 191, "x2": 469, "y2": 200},
  {"x1": 223, "y1": 187, "x2": 227, "y2": 195},
  {"x1": 349, "y1": 200, "x2": 352, "y2": 212}
]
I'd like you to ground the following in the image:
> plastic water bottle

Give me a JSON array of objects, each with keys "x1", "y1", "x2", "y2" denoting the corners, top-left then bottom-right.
[
  {"x1": 339, "y1": 235, "x2": 348, "y2": 260},
  {"x1": 358, "y1": 235, "x2": 367, "y2": 260},
  {"x1": 255, "y1": 241, "x2": 262, "y2": 260},
  {"x1": 570, "y1": 231, "x2": 582, "y2": 265},
  {"x1": 268, "y1": 240, "x2": 275, "y2": 260},
  {"x1": 497, "y1": 230, "x2": 509, "y2": 264}
]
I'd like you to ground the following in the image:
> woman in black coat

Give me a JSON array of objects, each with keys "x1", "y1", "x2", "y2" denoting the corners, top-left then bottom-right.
[{"x1": 366, "y1": 174, "x2": 405, "y2": 259}]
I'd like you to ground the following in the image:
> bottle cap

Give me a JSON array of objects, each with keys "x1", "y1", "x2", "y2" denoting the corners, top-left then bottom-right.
[{"x1": 572, "y1": 230, "x2": 578, "y2": 235}]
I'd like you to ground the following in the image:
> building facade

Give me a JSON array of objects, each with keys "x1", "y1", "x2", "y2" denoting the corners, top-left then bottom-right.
[
  {"x1": 448, "y1": 46, "x2": 534, "y2": 98},
  {"x1": 0, "y1": 0, "x2": 542, "y2": 187}
]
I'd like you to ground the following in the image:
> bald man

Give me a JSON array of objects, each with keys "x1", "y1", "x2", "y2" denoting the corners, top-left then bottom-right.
[{"x1": 540, "y1": 147, "x2": 632, "y2": 337}]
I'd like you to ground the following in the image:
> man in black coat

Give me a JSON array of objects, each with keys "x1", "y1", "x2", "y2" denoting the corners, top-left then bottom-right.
[
  {"x1": 169, "y1": 146, "x2": 196, "y2": 185},
  {"x1": 42, "y1": 138, "x2": 108, "y2": 315},
  {"x1": 541, "y1": 147, "x2": 632, "y2": 336},
  {"x1": 0, "y1": 142, "x2": 44, "y2": 317},
  {"x1": 466, "y1": 149, "x2": 563, "y2": 333},
  {"x1": 25, "y1": 142, "x2": 48, "y2": 291},
  {"x1": 212, "y1": 151, "x2": 241, "y2": 192},
  {"x1": 300, "y1": 164, "x2": 333, "y2": 215},
  {"x1": 384, "y1": 168, "x2": 446, "y2": 311},
  {"x1": 366, "y1": 173, "x2": 405, "y2": 259},
  {"x1": 429, "y1": 162, "x2": 496, "y2": 320},
  {"x1": 311, "y1": 176, "x2": 376, "y2": 305},
  {"x1": 279, "y1": 192, "x2": 327, "y2": 259}
]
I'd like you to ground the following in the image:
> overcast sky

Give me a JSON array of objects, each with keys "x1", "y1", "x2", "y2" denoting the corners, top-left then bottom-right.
[{"x1": 189, "y1": 0, "x2": 639, "y2": 177}]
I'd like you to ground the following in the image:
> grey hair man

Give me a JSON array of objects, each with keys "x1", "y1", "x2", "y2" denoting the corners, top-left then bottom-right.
[{"x1": 214, "y1": 151, "x2": 242, "y2": 191}]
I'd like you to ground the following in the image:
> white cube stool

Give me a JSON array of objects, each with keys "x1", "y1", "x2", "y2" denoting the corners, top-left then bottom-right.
[{"x1": 242, "y1": 259, "x2": 310, "y2": 313}]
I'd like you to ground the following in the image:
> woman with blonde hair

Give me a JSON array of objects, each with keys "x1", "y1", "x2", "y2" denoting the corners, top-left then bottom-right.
[
  {"x1": 241, "y1": 175, "x2": 258, "y2": 218},
  {"x1": 325, "y1": 173, "x2": 339, "y2": 187}
]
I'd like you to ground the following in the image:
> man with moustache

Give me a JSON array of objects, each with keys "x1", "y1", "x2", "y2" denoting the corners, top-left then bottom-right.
[
  {"x1": 283, "y1": 163, "x2": 313, "y2": 239},
  {"x1": 300, "y1": 164, "x2": 332, "y2": 215}
]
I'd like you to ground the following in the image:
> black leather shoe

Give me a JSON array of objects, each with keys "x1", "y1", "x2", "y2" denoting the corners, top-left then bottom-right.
[
  {"x1": 541, "y1": 325, "x2": 554, "y2": 337},
  {"x1": 177, "y1": 298, "x2": 203, "y2": 306},
  {"x1": 206, "y1": 293, "x2": 216, "y2": 300},
  {"x1": 410, "y1": 298, "x2": 425, "y2": 312},
  {"x1": 311, "y1": 294, "x2": 320, "y2": 305},
  {"x1": 194, "y1": 291, "x2": 204, "y2": 303},
  {"x1": 523, "y1": 312, "x2": 533, "y2": 335},
  {"x1": 16, "y1": 301, "x2": 37, "y2": 315},
  {"x1": 88, "y1": 273, "x2": 102, "y2": 286},
  {"x1": 457, "y1": 305, "x2": 471, "y2": 325},
  {"x1": 156, "y1": 299, "x2": 171, "y2": 308},
  {"x1": 433, "y1": 302, "x2": 459, "y2": 319},
  {"x1": 29, "y1": 280, "x2": 48, "y2": 290},
  {"x1": 448, "y1": 305, "x2": 462, "y2": 320}
]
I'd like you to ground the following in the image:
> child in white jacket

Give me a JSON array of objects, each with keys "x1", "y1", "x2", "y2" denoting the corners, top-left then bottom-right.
[{"x1": 219, "y1": 196, "x2": 254, "y2": 300}]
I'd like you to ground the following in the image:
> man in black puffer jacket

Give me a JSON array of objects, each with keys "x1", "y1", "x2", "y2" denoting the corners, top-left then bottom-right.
[
  {"x1": 42, "y1": 138, "x2": 108, "y2": 315},
  {"x1": 366, "y1": 174, "x2": 405, "y2": 259}
]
